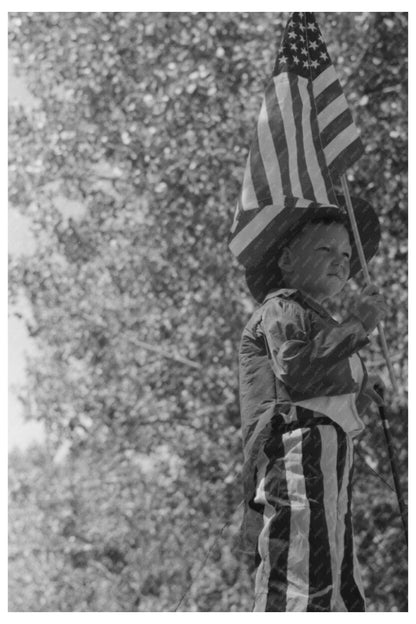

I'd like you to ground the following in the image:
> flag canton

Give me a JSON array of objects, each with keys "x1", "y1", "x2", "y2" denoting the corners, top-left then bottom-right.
[{"x1": 274, "y1": 12, "x2": 333, "y2": 79}]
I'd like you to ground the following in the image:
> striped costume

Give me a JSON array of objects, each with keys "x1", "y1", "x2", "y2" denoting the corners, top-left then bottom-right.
[{"x1": 239, "y1": 288, "x2": 371, "y2": 611}]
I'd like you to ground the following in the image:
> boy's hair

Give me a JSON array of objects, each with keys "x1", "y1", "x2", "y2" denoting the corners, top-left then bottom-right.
[{"x1": 276, "y1": 213, "x2": 351, "y2": 263}]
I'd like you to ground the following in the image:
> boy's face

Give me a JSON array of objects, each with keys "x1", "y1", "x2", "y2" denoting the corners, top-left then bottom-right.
[{"x1": 278, "y1": 221, "x2": 352, "y2": 302}]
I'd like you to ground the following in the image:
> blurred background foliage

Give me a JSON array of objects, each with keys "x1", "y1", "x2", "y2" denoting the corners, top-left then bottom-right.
[{"x1": 8, "y1": 12, "x2": 407, "y2": 612}]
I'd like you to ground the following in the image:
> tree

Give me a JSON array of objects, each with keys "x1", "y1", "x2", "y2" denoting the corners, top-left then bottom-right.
[{"x1": 9, "y1": 12, "x2": 407, "y2": 611}]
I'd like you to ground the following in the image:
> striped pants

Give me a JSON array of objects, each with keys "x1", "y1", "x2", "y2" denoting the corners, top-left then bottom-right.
[{"x1": 252, "y1": 418, "x2": 365, "y2": 611}]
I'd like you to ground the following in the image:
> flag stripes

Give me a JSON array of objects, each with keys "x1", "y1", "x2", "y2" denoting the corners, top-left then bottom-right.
[
  {"x1": 290, "y1": 74, "x2": 314, "y2": 198},
  {"x1": 284, "y1": 429, "x2": 311, "y2": 611},
  {"x1": 302, "y1": 426, "x2": 333, "y2": 611},
  {"x1": 340, "y1": 460, "x2": 366, "y2": 610},
  {"x1": 307, "y1": 82, "x2": 337, "y2": 201},
  {"x1": 321, "y1": 426, "x2": 340, "y2": 611},
  {"x1": 229, "y1": 197, "x2": 321, "y2": 268},
  {"x1": 325, "y1": 126, "x2": 360, "y2": 168},
  {"x1": 328, "y1": 139, "x2": 363, "y2": 178},
  {"x1": 312, "y1": 65, "x2": 363, "y2": 173},
  {"x1": 320, "y1": 106, "x2": 353, "y2": 148},
  {"x1": 257, "y1": 98, "x2": 283, "y2": 204},
  {"x1": 229, "y1": 204, "x2": 287, "y2": 267},
  {"x1": 313, "y1": 65, "x2": 340, "y2": 98},
  {"x1": 240, "y1": 161, "x2": 259, "y2": 211},
  {"x1": 314, "y1": 79, "x2": 344, "y2": 111},
  {"x1": 291, "y1": 76, "x2": 317, "y2": 200},
  {"x1": 253, "y1": 418, "x2": 366, "y2": 611},
  {"x1": 265, "y1": 78, "x2": 291, "y2": 197},
  {"x1": 250, "y1": 131, "x2": 272, "y2": 206}
]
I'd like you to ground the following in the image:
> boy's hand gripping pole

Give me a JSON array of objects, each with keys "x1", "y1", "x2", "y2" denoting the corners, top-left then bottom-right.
[{"x1": 340, "y1": 175, "x2": 399, "y2": 393}]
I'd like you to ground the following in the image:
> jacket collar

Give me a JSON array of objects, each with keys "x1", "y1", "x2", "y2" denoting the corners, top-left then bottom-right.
[
  {"x1": 263, "y1": 288, "x2": 334, "y2": 320},
  {"x1": 263, "y1": 288, "x2": 297, "y2": 303}
]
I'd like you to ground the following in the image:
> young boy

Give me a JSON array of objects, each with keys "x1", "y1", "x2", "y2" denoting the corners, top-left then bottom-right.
[{"x1": 238, "y1": 203, "x2": 387, "y2": 612}]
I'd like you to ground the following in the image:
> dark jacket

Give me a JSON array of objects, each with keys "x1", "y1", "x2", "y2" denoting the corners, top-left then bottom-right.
[{"x1": 238, "y1": 288, "x2": 370, "y2": 554}]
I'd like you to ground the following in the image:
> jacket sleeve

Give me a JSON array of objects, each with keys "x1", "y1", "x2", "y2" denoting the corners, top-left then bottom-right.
[{"x1": 260, "y1": 297, "x2": 370, "y2": 398}]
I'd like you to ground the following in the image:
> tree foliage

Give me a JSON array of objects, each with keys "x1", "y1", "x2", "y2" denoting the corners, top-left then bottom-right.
[{"x1": 8, "y1": 12, "x2": 407, "y2": 611}]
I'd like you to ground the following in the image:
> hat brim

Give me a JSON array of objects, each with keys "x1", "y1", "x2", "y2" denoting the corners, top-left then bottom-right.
[{"x1": 245, "y1": 195, "x2": 380, "y2": 303}]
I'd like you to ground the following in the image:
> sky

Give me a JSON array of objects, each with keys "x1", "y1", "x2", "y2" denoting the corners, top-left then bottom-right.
[
  {"x1": 8, "y1": 53, "x2": 87, "y2": 453},
  {"x1": 8, "y1": 58, "x2": 45, "y2": 451}
]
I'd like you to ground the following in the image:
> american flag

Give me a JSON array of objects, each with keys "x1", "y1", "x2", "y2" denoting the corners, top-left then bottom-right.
[{"x1": 229, "y1": 12, "x2": 364, "y2": 268}]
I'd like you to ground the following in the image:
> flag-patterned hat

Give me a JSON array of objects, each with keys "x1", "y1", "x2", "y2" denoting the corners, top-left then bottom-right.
[{"x1": 228, "y1": 12, "x2": 380, "y2": 297}]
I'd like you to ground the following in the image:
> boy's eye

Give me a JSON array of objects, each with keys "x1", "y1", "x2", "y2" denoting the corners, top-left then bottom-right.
[{"x1": 317, "y1": 246, "x2": 351, "y2": 259}]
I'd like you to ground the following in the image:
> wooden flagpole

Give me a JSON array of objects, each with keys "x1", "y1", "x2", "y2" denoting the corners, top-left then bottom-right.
[
  {"x1": 376, "y1": 389, "x2": 408, "y2": 545},
  {"x1": 340, "y1": 174, "x2": 399, "y2": 394}
]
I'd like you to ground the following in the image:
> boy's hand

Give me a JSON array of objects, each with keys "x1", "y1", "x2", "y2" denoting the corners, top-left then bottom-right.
[
  {"x1": 356, "y1": 373, "x2": 386, "y2": 415},
  {"x1": 352, "y1": 285, "x2": 388, "y2": 334},
  {"x1": 363, "y1": 373, "x2": 386, "y2": 406}
]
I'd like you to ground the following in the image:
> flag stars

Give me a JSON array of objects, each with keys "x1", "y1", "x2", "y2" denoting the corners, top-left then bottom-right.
[{"x1": 273, "y1": 14, "x2": 330, "y2": 78}]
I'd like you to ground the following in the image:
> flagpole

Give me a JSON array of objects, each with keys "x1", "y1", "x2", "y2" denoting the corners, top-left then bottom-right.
[
  {"x1": 340, "y1": 174, "x2": 399, "y2": 394},
  {"x1": 375, "y1": 387, "x2": 408, "y2": 545}
]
